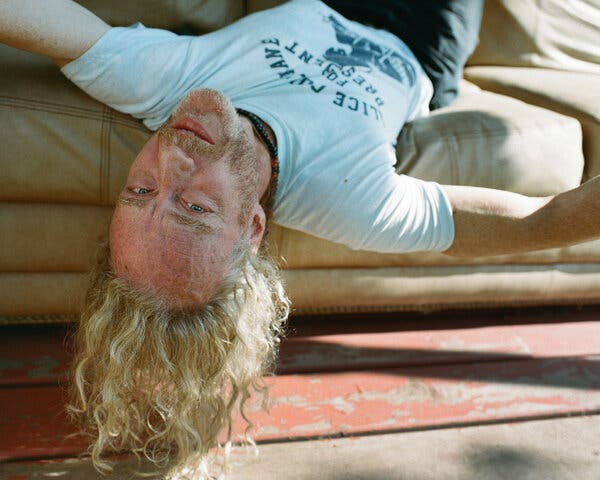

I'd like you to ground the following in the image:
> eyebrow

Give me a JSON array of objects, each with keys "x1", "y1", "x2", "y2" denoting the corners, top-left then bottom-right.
[
  {"x1": 118, "y1": 196, "x2": 147, "y2": 208},
  {"x1": 117, "y1": 196, "x2": 216, "y2": 234},
  {"x1": 170, "y1": 212, "x2": 216, "y2": 234}
]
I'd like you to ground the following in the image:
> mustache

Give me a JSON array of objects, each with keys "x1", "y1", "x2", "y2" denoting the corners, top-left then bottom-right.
[{"x1": 157, "y1": 125, "x2": 227, "y2": 161}]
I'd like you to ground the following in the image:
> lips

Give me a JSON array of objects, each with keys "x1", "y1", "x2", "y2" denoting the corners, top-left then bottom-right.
[{"x1": 172, "y1": 117, "x2": 215, "y2": 145}]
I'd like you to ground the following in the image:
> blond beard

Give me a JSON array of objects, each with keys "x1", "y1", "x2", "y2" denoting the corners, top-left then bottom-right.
[{"x1": 67, "y1": 240, "x2": 289, "y2": 479}]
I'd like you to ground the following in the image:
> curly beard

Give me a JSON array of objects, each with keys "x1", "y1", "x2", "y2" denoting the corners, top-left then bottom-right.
[{"x1": 67, "y1": 240, "x2": 289, "y2": 479}]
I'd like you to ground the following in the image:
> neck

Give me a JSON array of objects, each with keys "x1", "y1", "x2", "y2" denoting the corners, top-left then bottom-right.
[{"x1": 238, "y1": 113, "x2": 277, "y2": 206}]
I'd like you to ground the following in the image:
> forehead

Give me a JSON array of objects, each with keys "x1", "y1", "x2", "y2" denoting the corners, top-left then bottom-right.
[{"x1": 109, "y1": 208, "x2": 233, "y2": 305}]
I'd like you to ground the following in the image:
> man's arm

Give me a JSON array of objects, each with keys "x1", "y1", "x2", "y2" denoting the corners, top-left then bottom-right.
[
  {"x1": 0, "y1": 0, "x2": 109, "y2": 67},
  {"x1": 442, "y1": 176, "x2": 600, "y2": 257}
]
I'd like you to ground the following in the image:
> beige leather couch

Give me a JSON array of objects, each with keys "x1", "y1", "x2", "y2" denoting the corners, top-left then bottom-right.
[{"x1": 1, "y1": 0, "x2": 599, "y2": 325}]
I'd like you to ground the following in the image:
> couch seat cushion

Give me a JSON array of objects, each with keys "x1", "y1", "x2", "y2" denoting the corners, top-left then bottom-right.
[
  {"x1": 468, "y1": 0, "x2": 600, "y2": 75},
  {"x1": 8, "y1": 261, "x2": 600, "y2": 321},
  {"x1": 5, "y1": 202, "x2": 600, "y2": 275},
  {"x1": 395, "y1": 79, "x2": 583, "y2": 196},
  {"x1": 0, "y1": 45, "x2": 149, "y2": 205},
  {"x1": 0, "y1": 204, "x2": 112, "y2": 272},
  {"x1": 270, "y1": 224, "x2": 600, "y2": 270},
  {"x1": 464, "y1": 66, "x2": 600, "y2": 180}
]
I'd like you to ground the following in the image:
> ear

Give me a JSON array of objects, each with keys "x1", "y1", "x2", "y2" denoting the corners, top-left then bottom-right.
[{"x1": 247, "y1": 203, "x2": 267, "y2": 255}]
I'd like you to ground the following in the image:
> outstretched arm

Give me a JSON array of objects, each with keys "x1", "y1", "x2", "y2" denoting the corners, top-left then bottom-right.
[
  {"x1": 0, "y1": 0, "x2": 109, "y2": 67},
  {"x1": 442, "y1": 176, "x2": 600, "y2": 257}
]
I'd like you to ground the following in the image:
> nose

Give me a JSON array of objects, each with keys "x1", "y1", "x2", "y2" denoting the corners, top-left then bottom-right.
[
  {"x1": 158, "y1": 141, "x2": 195, "y2": 185},
  {"x1": 151, "y1": 142, "x2": 196, "y2": 223},
  {"x1": 166, "y1": 146, "x2": 194, "y2": 172}
]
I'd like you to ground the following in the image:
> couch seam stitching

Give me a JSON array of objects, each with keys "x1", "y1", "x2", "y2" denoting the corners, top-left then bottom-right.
[{"x1": 0, "y1": 96, "x2": 147, "y2": 131}]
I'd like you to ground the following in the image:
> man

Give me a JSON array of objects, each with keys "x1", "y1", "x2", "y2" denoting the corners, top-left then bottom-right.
[{"x1": 3, "y1": 0, "x2": 600, "y2": 478}]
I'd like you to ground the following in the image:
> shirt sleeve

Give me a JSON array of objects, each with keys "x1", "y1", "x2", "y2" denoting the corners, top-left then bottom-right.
[
  {"x1": 275, "y1": 164, "x2": 456, "y2": 254},
  {"x1": 61, "y1": 23, "x2": 201, "y2": 130},
  {"x1": 351, "y1": 173, "x2": 456, "y2": 253}
]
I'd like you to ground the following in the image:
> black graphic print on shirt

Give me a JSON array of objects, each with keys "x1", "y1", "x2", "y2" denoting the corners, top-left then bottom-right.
[
  {"x1": 323, "y1": 15, "x2": 416, "y2": 87},
  {"x1": 259, "y1": 12, "x2": 418, "y2": 124}
]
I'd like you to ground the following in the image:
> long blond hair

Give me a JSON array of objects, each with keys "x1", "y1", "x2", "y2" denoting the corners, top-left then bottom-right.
[{"x1": 67, "y1": 240, "x2": 290, "y2": 479}]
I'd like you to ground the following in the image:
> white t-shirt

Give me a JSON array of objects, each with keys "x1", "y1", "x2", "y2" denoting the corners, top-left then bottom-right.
[{"x1": 62, "y1": 0, "x2": 455, "y2": 253}]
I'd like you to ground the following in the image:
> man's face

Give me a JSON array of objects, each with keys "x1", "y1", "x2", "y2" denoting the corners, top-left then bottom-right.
[{"x1": 109, "y1": 89, "x2": 265, "y2": 307}]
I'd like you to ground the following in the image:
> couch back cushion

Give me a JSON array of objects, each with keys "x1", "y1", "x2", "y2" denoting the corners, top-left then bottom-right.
[
  {"x1": 79, "y1": 0, "x2": 245, "y2": 31},
  {"x1": 468, "y1": 0, "x2": 600, "y2": 74}
]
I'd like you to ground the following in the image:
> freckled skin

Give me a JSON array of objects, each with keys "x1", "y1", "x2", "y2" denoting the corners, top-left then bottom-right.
[{"x1": 109, "y1": 89, "x2": 269, "y2": 307}]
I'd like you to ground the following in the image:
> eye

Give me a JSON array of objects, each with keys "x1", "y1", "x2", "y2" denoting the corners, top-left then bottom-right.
[
  {"x1": 131, "y1": 187, "x2": 152, "y2": 194},
  {"x1": 188, "y1": 203, "x2": 205, "y2": 213}
]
